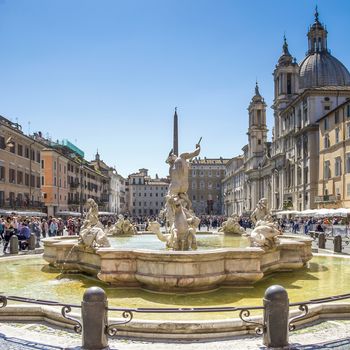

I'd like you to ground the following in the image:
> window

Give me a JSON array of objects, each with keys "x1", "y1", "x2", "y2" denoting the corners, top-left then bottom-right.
[
  {"x1": 324, "y1": 118, "x2": 328, "y2": 130},
  {"x1": 324, "y1": 135, "x2": 330, "y2": 149},
  {"x1": 200, "y1": 181, "x2": 205, "y2": 189},
  {"x1": 9, "y1": 169, "x2": 16, "y2": 183},
  {"x1": 335, "y1": 127, "x2": 340, "y2": 143},
  {"x1": 192, "y1": 182, "x2": 196, "y2": 189},
  {"x1": 257, "y1": 110, "x2": 262, "y2": 125},
  {"x1": 335, "y1": 157, "x2": 342, "y2": 177},
  {"x1": 258, "y1": 139, "x2": 261, "y2": 145},
  {"x1": 287, "y1": 73, "x2": 292, "y2": 94},
  {"x1": 0, "y1": 166, "x2": 5, "y2": 181},
  {"x1": 304, "y1": 167, "x2": 309, "y2": 183},
  {"x1": 303, "y1": 99, "x2": 308, "y2": 122},
  {"x1": 9, "y1": 142, "x2": 15, "y2": 153},
  {"x1": 25, "y1": 147, "x2": 29, "y2": 158},
  {"x1": 17, "y1": 144, "x2": 23, "y2": 156},
  {"x1": 37, "y1": 176, "x2": 41, "y2": 188},
  {"x1": 347, "y1": 124, "x2": 350, "y2": 139},
  {"x1": 347, "y1": 104, "x2": 350, "y2": 118},
  {"x1": 41, "y1": 176, "x2": 44, "y2": 186},
  {"x1": 335, "y1": 110, "x2": 339, "y2": 124},
  {"x1": 347, "y1": 154, "x2": 350, "y2": 174},
  {"x1": 324, "y1": 161, "x2": 331, "y2": 179},
  {"x1": 17, "y1": 171, "x2": 23, "y2": 184},
  {"x1": 36, "y1": 151, "x2": 40, "y2": 163},
  {"x1": 25, "y1": 173, "x2": 29, "y2": 186},
  {"x1": 0, "y1": 136, "x2": 5, "y2": 149}
]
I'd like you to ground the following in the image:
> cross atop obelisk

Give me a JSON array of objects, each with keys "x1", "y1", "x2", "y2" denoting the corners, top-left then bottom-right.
[{"x1": 173, "y1": 107, "x2": 179, "y2": 156}]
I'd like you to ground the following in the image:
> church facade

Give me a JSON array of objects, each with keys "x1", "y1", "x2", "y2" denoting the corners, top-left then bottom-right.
[{"x1": 223, "y1": 9, "x2": 350, "y2": 215}]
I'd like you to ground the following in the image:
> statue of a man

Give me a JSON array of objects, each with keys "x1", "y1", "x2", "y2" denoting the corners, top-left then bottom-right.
[
  {"x1": 81, "y1": 198, "x2": 99, "y2": 230},
  {"x1": 251, "y1": 198, "x2": 269, "y2": 224},
  {"x1": 166, "y1": 143, "x2": 200, "y2": 208}
]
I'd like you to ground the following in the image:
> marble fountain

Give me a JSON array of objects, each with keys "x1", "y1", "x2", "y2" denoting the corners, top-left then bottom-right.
[
  {"x1": 4, "y1": 140, "x2": 350, "y2": 340},
  {"x1": 42, "y1": 143, "x2": 312, "y2": 293}
]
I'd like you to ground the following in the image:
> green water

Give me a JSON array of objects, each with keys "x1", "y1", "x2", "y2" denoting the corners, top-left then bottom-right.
[
  {"x1": 109, "y1": 233, "x2": 249, "y2": 250},
  {"x1": 1, "y1": 255, "x2": 349, "y2": 320}
]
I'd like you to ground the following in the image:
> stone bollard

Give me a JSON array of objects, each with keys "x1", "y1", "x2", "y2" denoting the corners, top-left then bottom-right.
[
  {"x1": 318, "y1": 233, "x2": 326, "y2": 249},
  {"x1": 9, "y1": 235, "x2": 19, "y2": 254},
  {"x1": 334, "y1": 235, "x2": 342, "y2": 253},
  {"x1": 81, "y1": 287, "x2": 109, "y2": 350},
  {"x1": 28, "y1": 233, "x2": 36, "y2": 250},
  {"x1": 263, "y1": 285, "x2": 289, "y2": 349}
]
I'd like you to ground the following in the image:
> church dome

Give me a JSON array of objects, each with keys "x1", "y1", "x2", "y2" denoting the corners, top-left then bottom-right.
[
  {"x1": 299, "y1": 52, "x2": 350, "y2": 89},
  {"x1": 299, "y1": 7, "x2": 350, "y2": 89}
]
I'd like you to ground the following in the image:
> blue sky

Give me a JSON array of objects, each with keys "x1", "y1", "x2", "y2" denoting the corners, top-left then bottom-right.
[{"x1": 0, "y1": 0, "x2": 349, "y2": 178}]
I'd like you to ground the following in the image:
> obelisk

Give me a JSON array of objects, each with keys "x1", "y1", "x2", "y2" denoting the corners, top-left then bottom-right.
[{"x1": 173, "y1": 107, "x2": 179, "y2": 156}]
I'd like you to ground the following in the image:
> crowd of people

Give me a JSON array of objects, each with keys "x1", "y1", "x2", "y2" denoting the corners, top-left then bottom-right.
[
  {"x1": 3, "y1": 211, "x2": 340, "y2": 255},
  {"x1": 0, "y1": 214, "x2": 89, "y2": 254},
  {"x1": 277, "y1": 217, "x2": 346, "y2": 234}
]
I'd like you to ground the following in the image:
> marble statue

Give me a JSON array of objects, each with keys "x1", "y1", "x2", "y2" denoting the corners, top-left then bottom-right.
[
  {"x1": 219, "y1": 214, "x2": 245, "y2": 235},
  {"x1": 149, "y1": 141, "x2": 201, "y2": 251},
  {"x1": 108, "y1": 215, "x2": 137, "y2": 236},
  {"x1": 148, "y1": 198, "x2": 197, "y2": 250},
  {"x1": 166, "y1": 143, "x2": 201, "y2": 211},
  {"x1": 78, "y1": 199, "x2": 111, "y2": 248},
  {"x1": 250, "y1": 198, "x2": 269, "y2": 224},
  {"x1": 249, "y1": 218, "x2": 281, "y2": 249}
]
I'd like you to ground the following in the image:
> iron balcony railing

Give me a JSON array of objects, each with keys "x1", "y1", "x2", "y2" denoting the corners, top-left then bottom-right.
[{"x1": 1, "y1": 290, "x2": 350, "y2": 338}]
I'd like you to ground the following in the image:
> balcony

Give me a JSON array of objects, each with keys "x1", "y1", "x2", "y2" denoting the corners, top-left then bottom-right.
[
  {"x1": 70, "y1": 181, "x2": 80, "y2": 189},
  {"x1": 314, "y1": 194, "x2": 340, "y2": 204},
  {"x1": 100, "y1": 194, "x2": 109, "y2": 203},
  {"x1": 1, "y1": 200, "x2": 45, "y2": 210},
  {"x1": 68, "y1": 199, "x2": 80, "y2": 205}
]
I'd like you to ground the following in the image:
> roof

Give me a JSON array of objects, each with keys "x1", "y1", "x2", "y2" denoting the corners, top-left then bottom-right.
[
  {"x1": 191, "y1": 158, "x2": 230, "y2": 165},
  {"x1": 317, "y1": 99, "x2": 350, "y2": 123},
  {"x1": 299, "y1": 52, "x2": 350, "y2": 89}
]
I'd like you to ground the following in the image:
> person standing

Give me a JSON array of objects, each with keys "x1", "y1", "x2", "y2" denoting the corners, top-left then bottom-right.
[{"x1": 49, "y1": 218, "x2": 58, "y2": 237}]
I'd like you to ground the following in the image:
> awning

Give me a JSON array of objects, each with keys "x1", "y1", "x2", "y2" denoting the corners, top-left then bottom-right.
[{"x1": 56, "y1": 211, "x2": 81, "y2": 217}]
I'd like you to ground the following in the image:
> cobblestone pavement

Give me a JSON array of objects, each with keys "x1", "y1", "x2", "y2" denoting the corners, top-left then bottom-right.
[{"x1": 2, "y1": 320, "x2": 350, "y2": 349}]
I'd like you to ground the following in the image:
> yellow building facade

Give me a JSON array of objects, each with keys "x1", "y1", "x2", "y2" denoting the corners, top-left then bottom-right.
[{"x1": 318, "y1": 100, "x2": 350, "y2": 208}]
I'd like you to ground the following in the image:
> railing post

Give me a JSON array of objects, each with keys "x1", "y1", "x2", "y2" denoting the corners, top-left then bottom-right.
[
  {"x1": 318, "y1": 233, "x2": 326, "y2": 249},
  {"x1": 28, "y1": 233, "x2": 36, "y2": 250},
  {"x1": 334, "y1": 235, "x2": 342, "y2": 253},
  {"x1": 81, "y1": 287, "x2": 109, "y2": 350},
  {"x1": 263, "y1": 285, "x2": 289, "y2": 349},
  {"x1": 9, "y1": 235, "x2": 19, "y2": 254}
]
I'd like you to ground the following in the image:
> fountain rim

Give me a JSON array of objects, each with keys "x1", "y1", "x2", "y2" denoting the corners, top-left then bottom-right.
[{"x1": 41, "y1": 234, "x2": 313, "y2": 256}]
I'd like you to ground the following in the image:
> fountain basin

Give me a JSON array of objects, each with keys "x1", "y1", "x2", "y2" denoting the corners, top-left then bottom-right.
[{"x1": 43, "y1": 234, "x2": 312, "y2": 292}]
